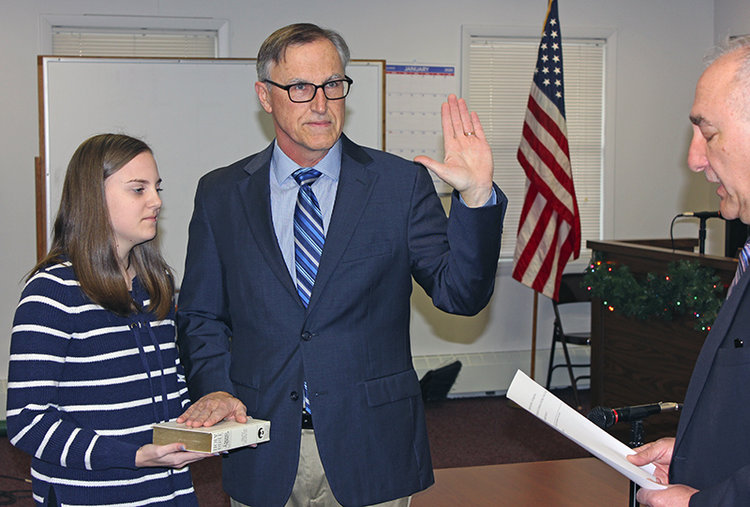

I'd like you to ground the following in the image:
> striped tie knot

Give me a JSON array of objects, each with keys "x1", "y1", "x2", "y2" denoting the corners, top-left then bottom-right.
[
  {"x1": 740, "y1": 239, "x2": 750, "y2": 274},
  {"x1": 728, "y1": 238, "x2": 750, "y2": 298},
  {"x1": 293, "y1": 168, "x2": 322, "y2": 187}
]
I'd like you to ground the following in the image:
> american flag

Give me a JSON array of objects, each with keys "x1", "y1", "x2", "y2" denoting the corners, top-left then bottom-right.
[{"x1": 512, "y1": 0, "x2": 581, "y2": 300}]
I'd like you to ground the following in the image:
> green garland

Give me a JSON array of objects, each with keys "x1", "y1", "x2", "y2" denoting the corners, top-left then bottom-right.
[{"x1": 582, "y1": 256, "x2": 723, "y2": 331}]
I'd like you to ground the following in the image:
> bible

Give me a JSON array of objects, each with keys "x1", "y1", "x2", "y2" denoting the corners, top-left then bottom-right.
[{"x1": 152, "y1": 419, "x2": 270, "y2": 453}]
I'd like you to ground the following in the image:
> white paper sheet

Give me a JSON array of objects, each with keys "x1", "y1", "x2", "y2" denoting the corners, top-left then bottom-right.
[{"x1": 506, "y1": 369, "x2": 667, "y2": 490}]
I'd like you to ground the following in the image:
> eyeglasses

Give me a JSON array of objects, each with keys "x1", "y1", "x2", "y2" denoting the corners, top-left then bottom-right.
[{"x1": 263, "y1": 76, "x2": 353, "y2": 103}]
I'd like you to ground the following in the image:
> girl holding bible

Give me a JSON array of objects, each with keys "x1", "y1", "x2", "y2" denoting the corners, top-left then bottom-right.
[{"x1": 6, "y1": 134, "x2": 205, "y2": 505}]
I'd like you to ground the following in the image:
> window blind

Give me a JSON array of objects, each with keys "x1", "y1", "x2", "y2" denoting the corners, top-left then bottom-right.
[
  {"x1": 466, "y1": 36, "x2": 604, "y2": 261},
  {"x1": 52, "y1": 27, "x2": 217, "y2": 57}
]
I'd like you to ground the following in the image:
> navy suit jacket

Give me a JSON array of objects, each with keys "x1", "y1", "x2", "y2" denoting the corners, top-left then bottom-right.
[
  {"x1": 176, "y1": 135, "x2": 507, "y2": 507},
  {"x1": 670, "y1": 262, "x2": 750, "y2": 506}
]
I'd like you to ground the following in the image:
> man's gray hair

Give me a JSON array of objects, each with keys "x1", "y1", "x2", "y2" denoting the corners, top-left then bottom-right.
[
  {"x1": 706, "y1": 35, "x2": 750, "y2": 75},
  {"x1": 706, "y1": 36, "x2": 750, "y2": 117},
  {"x1": 256, "y1": 23, "x2": 350, "y2": 81}
]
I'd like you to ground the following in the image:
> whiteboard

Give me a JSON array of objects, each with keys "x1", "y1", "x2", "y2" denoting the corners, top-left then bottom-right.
[{"x1": 40, "y1": 57, "x2": 385, "y2": 285}]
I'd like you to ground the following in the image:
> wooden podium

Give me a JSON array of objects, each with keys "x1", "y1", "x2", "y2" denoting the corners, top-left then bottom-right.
[{"x1": 587, "y1": 239, "x2": 737, "y2": 441}]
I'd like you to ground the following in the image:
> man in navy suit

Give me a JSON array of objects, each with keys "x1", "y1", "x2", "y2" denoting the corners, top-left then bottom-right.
[
  {"x1": 176, "y1": 23, "x2": 507, "y2": 507},
  {"x1": 628, "y1": 36, "x2": 750, "y2": 506}
]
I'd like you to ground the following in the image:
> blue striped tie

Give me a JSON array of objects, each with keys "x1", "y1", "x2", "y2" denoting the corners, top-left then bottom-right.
[
  {"x1": 293, "y1": 168, "x2": 325, "y2": 308},
  {"x1": 728, "y1": 238, "x2": 750, "y2": 298},
  {"x1": 293, "y1": 168, "x2": 323, "y2": 416}
]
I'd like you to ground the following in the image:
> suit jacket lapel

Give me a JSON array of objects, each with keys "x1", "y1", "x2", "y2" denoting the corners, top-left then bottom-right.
[
  {"x1": 675, "y1": 268, "x2": 748, "y2": 443},
  {"x1": 306, "y1": 135, "x2": 376, "y2": 311},
  {"x1": 236, "y1": 142, "x2": 300, "y2": 302}
]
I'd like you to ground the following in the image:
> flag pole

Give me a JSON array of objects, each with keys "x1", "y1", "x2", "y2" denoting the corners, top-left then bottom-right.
[{"x1": 531, "y1": 291, "x2": 538, "y2": 380}]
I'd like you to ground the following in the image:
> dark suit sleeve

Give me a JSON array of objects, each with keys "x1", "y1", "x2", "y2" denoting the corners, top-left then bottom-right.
[
  {"x1": 176, "y1": 176, "x2": 236, "y2": 399},
  {"x1": 408, "y1": 166, "x2": 507, "y2": 316},
  {"x1": 689, "y1": 465, "x2": 750, "y2": 506}
]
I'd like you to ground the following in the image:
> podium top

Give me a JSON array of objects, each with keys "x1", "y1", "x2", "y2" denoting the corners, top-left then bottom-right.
[{"x1": 587, "y1": 238, "x2": 737, "y2": 285}]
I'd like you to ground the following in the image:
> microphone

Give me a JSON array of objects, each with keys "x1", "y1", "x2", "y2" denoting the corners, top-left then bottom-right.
[
  {"x1": 681, "y1": 211, "x2": 722, "y2": 219},
  {"x1": 587, "y1": 402, "x2": 681, "y2": 429}
]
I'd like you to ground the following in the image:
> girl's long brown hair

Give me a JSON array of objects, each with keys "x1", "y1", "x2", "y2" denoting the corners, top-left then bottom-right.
[{"x1": 32, "y1": 134, "x2": 174, "y2": 319}]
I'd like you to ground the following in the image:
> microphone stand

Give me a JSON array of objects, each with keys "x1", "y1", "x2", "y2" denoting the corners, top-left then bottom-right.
[
  {"x1": 698, "y1": 217, "x2": 708, "y2": 254},
  {"x1": 588, "y1": 403, "x2": 681, "y2": 506},
  {"x1": 628, "y1": 420, "x2": 645, "y2": 507}
]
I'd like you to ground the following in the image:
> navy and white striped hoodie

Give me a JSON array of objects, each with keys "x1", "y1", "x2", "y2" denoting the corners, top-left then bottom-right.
[{"x1": 7, "y1": 261, "x2": 198, "y2": 506}]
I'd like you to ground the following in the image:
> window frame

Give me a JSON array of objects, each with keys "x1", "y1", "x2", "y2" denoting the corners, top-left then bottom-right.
[
  {"x1": 461, "y1": 24, "x2": 617, "y2": 265},
  {"x1": 39, "y1": 14, "x2": 229, "y2": 57}
]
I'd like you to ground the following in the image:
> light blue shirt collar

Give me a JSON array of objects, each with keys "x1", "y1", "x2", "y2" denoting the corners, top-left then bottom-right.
[{"x1": 270, "y1": 139, "x2": 342, "y2": 185}]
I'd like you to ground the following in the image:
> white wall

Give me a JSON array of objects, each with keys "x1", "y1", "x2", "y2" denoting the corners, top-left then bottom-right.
[
  {"x1": 0, "y1": 0, "x2": 719, "y2": 398},
  {"x1": 715, "y1": 0, "x2": 750, "y2": 41}
]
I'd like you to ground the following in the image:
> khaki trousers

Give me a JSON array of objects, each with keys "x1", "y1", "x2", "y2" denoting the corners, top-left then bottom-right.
[{"x1": 230, "y1": 429, "x2": 411, "y2": 507}]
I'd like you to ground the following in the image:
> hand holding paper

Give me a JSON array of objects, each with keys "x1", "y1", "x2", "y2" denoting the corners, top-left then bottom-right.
[{"x1": 506, "y1": 369, "x2": 666, "y2": 491}]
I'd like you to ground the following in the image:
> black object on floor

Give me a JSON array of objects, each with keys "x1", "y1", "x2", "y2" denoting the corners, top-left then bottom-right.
[{"x1": 419, "y1": 360, "x2": 462, "y2": 402}]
